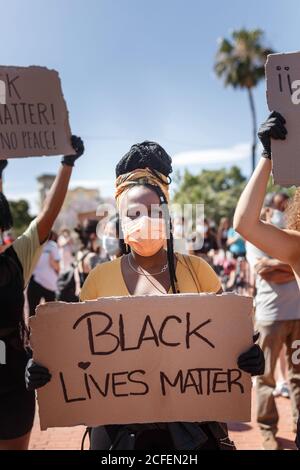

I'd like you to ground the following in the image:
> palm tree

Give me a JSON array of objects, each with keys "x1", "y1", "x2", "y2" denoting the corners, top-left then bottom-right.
[{"x1": 214, "y1": 29, "x2": 274, "y2": 172}]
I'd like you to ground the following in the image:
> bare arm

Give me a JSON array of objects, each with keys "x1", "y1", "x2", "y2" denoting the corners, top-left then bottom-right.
[
  {"x1": 36, "y1": 135, "x2": 84, "y2": 244},
  {"x1": 255, "y1": 257, "x2": 294, "y2": 272},
  {"x1": 49, "y1": 253, "x2": 60, "y2": 274},
  {"x1": 234, "y1": 112, "x2": 300, "y2": 266},
  {"x1": 0, "y1": 158, "x2": 73, "y2": 244},
  {"x1": 36, "y1": 164, "x2": 72, "y2": 244},
  {"x1": 257, "y1": 268, "x2": 295, "y2": 284},
  {"x1": 233, "y1": 157, "x2": 300, "y2": 265}
]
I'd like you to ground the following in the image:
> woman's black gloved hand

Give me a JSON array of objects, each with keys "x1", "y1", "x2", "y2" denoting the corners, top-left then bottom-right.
[
  {"x1": 25, "y1": 358, "x2": 52, "y2": 391},
  {"x1": 0, "y1": 159, "x2": 8, "y2": 178},
  {"x1": 258, "y1": 111, "x2": 287, "y2": 159},
  {"x1": 237, "y1": 333, "x2": 265, "y2": 376},
  {"x1": 61, "y1": 135, "x2": 85, "y2": 167}
]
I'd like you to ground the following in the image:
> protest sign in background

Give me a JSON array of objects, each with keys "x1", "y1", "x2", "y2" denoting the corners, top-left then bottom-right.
[
  {"x1": 266, "y1": 51, "x2": 300, "y2": 186},
  {"x1": 30, "y1": 293, "x2": 253, "y2": 430},
  {"x1": 0, "y1": 66, "x2": 73, "y2": 158}
]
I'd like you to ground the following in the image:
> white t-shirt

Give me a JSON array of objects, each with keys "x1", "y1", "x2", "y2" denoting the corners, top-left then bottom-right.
[
  {"x1": 32, "y1": 240, "x2": 60, "y2": 292},
  {"x1": 58, "y1": 234, "x2": 74, "y2": 271},
  {"x1": 246, "y1": 241, "x2": 300, "y2": 323}
]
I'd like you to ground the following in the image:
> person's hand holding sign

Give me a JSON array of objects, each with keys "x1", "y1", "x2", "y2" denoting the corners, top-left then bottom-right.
[
  {"x1": 237, "y1": 333, "x2": 265, "y2": 377},
  {"x1": 258, "y1": 111, "x2": 287, "y2": 159},
  {"x1": 61, "y1": 135, "x2": 85, "y2": 167},
  {"x1": 25, "y1": 359, "x2": 52, "y2": 391}
]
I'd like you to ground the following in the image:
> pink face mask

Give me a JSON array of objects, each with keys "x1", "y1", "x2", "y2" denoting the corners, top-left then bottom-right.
[{"x1": 122, "y1": 216, "x2": 166, "y2": 257}]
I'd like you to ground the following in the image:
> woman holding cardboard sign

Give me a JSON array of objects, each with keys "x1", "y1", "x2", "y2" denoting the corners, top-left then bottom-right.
[
  {"x1": 234, "y1": 111, "x2": 300, "y2": 288},
  {"x1": 234, "y1": 111, "x2": 300, "y2": 449},
  {"x1": 0, "y1": 136, "x2": 84, "y2": 450},
  {"x1": 26, "y1": 141, "x2": 264, "y2": 450}
]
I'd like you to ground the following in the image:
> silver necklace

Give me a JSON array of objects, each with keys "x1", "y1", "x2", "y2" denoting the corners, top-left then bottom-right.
[{"x1": 127, "y1": 254, "x2": 168, "y2": 276}]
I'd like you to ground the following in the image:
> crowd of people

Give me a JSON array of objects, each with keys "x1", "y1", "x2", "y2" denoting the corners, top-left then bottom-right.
[
  {"x1": 1, "y1": 193, "x2": 292, "y2": 304},
  {"x1": 0, "y1": 111, "x2": 299, "y2": 451}
]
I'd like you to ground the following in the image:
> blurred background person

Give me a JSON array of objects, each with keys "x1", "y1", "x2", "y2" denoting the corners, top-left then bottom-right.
[
  {"x1": 272, "y1": 192, "x2": 289, "y2": 228},
  {"x1": 27, "y1": 231, "x2": 60, "y2": 316},
  {"x1": 101, "y1": 214, "x2": 123, "y2": 260},
  {"x1": 75, "y1": 219, "x2": 107, "y2": 288},
  {"x1": 217, "y1": 217, "x2": 230, "y2": 251},
  {"x1": 187, "y1": 218, "x2": 218, "y2": 267},
  {"x1": 172, "y1": 215, "x2": 189, "y2": 254},
  {"x1": 57, "y1": 228, "x2": 74, "y2": 272},
  {"x1": 227, "y1": 225, "x2": 246, "y2": 259}
]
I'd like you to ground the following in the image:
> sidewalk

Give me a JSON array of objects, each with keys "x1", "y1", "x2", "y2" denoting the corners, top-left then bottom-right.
[
  {"x1": 229, "y1": 392, "x2": 296, "y2": 450},
  {"x1": 29, "y1": 391, "x2": 297, "y2": 450}
]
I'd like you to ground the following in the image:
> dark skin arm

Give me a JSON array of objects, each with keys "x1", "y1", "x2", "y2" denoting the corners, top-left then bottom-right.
[
  {"x1": 35, "y1": 135, "x2": 84, "y2": 244},
  {"x1": 1, "y1": 136, "x2": 84, "y2": 245},
  {"x1": 36, "y1": 164, "x2": 73, "y2": 244}
]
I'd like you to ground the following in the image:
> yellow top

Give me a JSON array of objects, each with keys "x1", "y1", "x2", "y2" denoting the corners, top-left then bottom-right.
[
  {"x1": 80, "y1": 253, "x2": 221, "y2": 301},
  {"x1": 12, "y1": 218, "x2": 44, "y2": 287}
]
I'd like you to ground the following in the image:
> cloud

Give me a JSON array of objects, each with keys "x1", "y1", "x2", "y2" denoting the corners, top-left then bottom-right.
[{"x1": 172, "y1": 142, "x2": 251, "y2": 166}]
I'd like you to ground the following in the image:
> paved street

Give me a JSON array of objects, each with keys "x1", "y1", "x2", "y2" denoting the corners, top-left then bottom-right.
[{"x1": 29, "y1": 390, "x2": 297, "y2": 450}]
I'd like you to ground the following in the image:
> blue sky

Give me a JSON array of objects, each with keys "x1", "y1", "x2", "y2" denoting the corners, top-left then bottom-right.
[{"x1": 1, "y1": 0, "x2": 300, "y2": 214}]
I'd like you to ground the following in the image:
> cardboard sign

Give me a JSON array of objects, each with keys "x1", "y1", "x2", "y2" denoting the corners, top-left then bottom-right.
[
  {"x1": 30, "y1": 293, "x2": 253, "y2": 430},
  {"x1": 0, "y1": 66, "x2": 73, "y2": 158},
  {"x1": 266, "y1": 52, "x2": 300, "y2": 186}
]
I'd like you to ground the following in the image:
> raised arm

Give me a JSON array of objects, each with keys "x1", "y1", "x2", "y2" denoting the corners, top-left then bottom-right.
[
  {"x1": 233, "y1": 112, "x2": 300, "y2": 266},
  {"x1": 36, "y1": 136, "x2": 84, "y2": 244}
]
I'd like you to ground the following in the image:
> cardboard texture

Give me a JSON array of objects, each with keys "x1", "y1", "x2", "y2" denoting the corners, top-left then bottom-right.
[
  {"x1": 30, "y1": 293, "x2": 253, "y2": 430},
  {"x1": 0, "y1": 66, "x2": 73, "y2": 158},
  {"x1": 266, "y1": 52, "x2": 300, "y2": 186}
]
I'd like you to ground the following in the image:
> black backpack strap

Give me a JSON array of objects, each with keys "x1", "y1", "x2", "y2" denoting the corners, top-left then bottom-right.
[{"x1": 81, "y1": 427, "x2": 91, "y2": 450}]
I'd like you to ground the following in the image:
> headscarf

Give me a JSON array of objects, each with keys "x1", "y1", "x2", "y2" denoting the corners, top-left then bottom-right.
[{"x1": 115, "y1": 167, "x2": 171, "y2": 208}]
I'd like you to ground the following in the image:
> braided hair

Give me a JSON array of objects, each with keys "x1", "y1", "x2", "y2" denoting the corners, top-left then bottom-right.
[
  {"x1": 116, "y1": 141, "x2": 173, "y2": 178},
  {"x1": 116, "y1": 141, "x2": 179, "y2": 293}
]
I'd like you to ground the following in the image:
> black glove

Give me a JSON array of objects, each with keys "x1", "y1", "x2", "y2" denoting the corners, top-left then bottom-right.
[
  {"x1": 0, "y1": 159, "x2": 8, "y2": 178},
  {"x1": 237, "y1": 342, "x2": 265, "y2": 377},
  {"x1": 258, "y1": 111, "x2": 287, "y2": 159},
  {"x1": 25, "y1": 358, "x2": 52, "y2": 391},
  {"x1": 61, "y1": 135, "x2": 84, "y2": 167}
]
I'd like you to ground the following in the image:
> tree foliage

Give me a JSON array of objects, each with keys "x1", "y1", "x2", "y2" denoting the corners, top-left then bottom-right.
[
  {"x1": 214, "y1": 28, "x2": 275, "y2": 172},
  {"x1": 172, "y1": 166, "x2": 246, "y2": 223},
  {"x1": 8, "y1": 199, "x2": 33, "y2": 237}
]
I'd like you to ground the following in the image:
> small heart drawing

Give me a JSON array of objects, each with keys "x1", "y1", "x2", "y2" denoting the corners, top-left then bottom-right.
[{"x1": 78, "y1": 361, "x2": 91, "y2": 370}]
